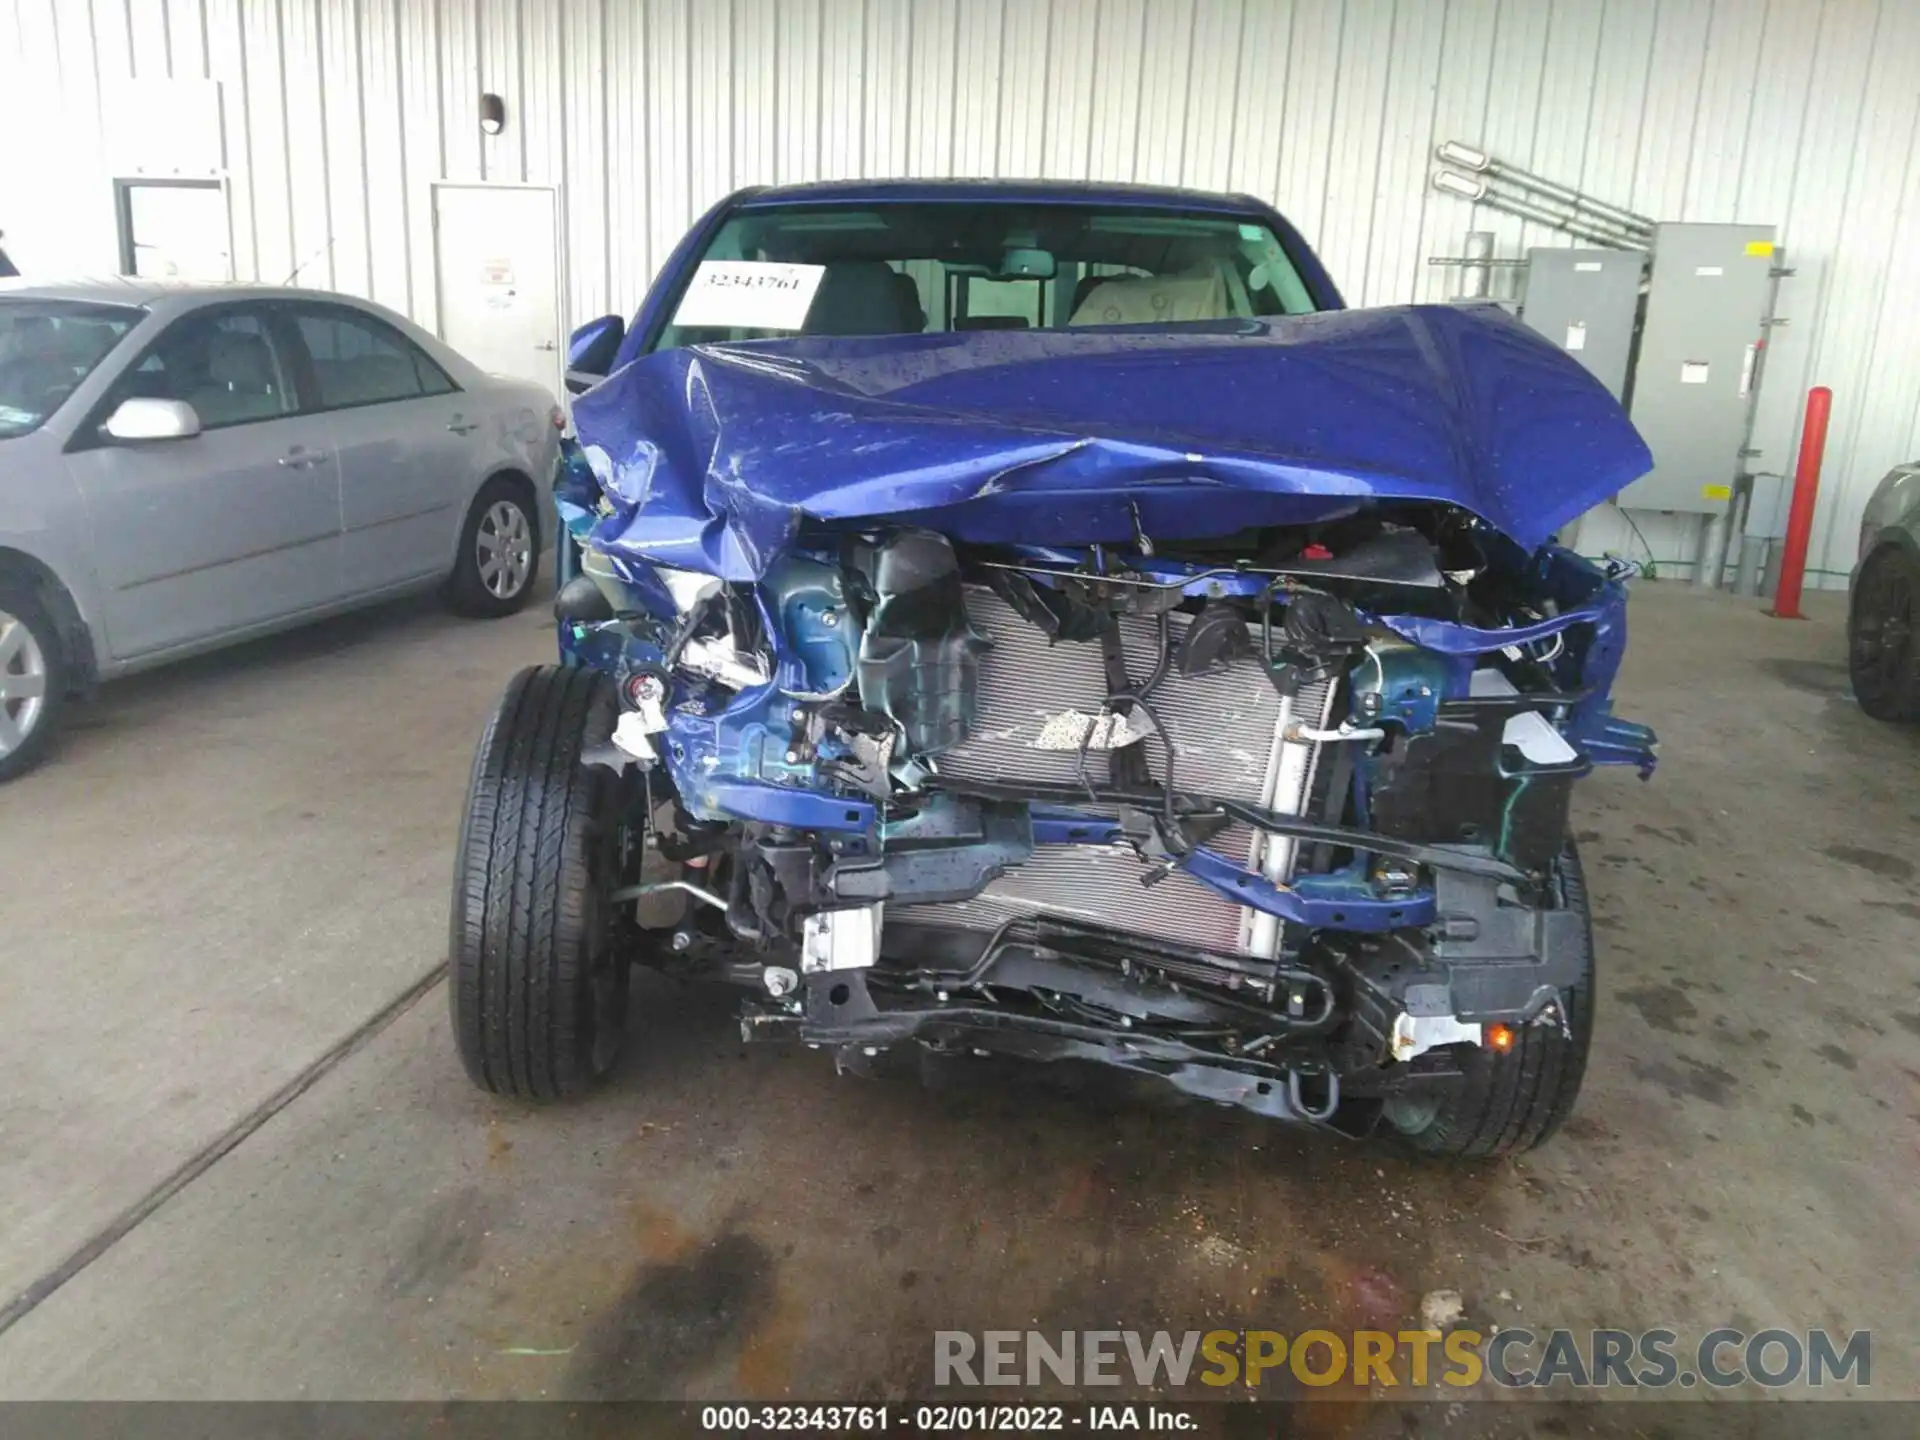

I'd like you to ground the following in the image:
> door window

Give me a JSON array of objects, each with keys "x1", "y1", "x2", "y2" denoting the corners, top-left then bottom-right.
[
  {"x1": 291, "y1": 307, "x2": 457, "y2": 410},
  {"x1": 109, "y1": 308, "x2": 294, "y2": 429}
]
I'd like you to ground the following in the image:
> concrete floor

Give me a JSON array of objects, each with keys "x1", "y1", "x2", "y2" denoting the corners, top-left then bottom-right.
[{"x1": 0, "y1": 582, "x2": 1914, "y2": 1411}]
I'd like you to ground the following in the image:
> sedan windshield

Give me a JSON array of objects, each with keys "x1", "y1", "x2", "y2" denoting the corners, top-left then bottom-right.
[
  {"x1": 654, "y1": 202, "x2": 1320, "y2": 351},
  {"x1": 0, "y1": 300, "x2": 143, "y2": 439}
]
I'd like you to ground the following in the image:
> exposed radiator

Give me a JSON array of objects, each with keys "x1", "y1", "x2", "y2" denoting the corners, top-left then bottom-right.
[{"x1": 901, "y1": 586, "x2": 1336, "y2": 956}]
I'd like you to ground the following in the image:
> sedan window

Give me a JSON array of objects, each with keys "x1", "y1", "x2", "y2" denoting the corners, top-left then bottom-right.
[
  {"x1": 292, "y1": 309, "x2": 456, "y2": 410},
  {"x1": 111, "y1": 310, "x2": 295, "y2": 429},
  {"x1": 0, "y1": 300, "x2": 142, "y2": 438}
]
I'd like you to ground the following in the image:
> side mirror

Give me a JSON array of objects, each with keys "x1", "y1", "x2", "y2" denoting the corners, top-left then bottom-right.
[
  {"x1": 103, "y1": 397, "x2": 202, "y2": 442},
  {"x1": 566, "y1": 314, "x2": 625, "y2": 394}
]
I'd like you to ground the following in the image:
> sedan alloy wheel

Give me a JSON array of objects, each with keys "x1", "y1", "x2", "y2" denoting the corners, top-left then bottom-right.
[
  {"x1": 0, "y1": 609, "x2": 49, "y2": 762},
  {"x1": 476, "y1": 500, "x2": 535, "y2": 600}
]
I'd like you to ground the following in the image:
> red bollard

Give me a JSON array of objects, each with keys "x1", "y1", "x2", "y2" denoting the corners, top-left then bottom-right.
[{"x1": 1768, "y1": 386, "x2": 1833, "y2": 620}]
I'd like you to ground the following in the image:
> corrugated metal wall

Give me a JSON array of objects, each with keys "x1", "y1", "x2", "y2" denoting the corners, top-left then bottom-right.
[{"x1": 6, "y1": 0, "x2": 1919, "y2": 584}]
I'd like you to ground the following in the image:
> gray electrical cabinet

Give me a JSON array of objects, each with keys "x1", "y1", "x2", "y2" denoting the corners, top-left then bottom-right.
[
  {"x1": 1519, "y1": 247, "x2": 1644, "y2": 399},
  {"x1": 1617, "y1": 222, "x2": 1778, "y2": 514}
]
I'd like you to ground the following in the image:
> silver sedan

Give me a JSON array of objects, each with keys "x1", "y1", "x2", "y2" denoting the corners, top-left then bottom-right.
[{"x1": 0, "y1": 279, "x2": 561, "y2": 779}]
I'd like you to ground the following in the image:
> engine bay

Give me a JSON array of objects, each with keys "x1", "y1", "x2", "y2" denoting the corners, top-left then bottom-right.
[{"x1": 553, "y1": 462, "x2": 1656, "y2": 1127}]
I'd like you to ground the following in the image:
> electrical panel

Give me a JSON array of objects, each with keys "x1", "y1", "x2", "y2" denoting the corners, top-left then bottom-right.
[
  {"x1": 1616, "y1": 223, "x2": 1778, "y2": 514},
  {"x1": 1519, "y1": 247, "x2": 1644, "y2": 399}
]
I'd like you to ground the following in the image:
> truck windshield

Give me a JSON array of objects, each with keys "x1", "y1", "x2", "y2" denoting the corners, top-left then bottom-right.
[
  {"x1": 653, "y1": 202, "x2": 1320, "y2": 352},
  {"x1": 0, "y1": 300, "x2": 142, "y2": 439}
]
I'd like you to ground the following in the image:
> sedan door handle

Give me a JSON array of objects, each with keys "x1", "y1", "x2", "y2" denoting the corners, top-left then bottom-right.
[
  {"x1": 447, "y1": 416, "x2": 481, "y2": 435},
  {"x1": 534, "y1": 341, "x2": 558, "y2": 352},
  {"x1": 278, "y1": 448, "x2": 328, "y2": 469}
]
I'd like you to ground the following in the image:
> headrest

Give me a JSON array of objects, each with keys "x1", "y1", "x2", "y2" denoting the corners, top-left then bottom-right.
[
  {"x1": 207, "y1": 331, "x2": 275, "y2": 390},
  {"x1": 804, "y1": 262, "x2": 922, "y2": 336}
]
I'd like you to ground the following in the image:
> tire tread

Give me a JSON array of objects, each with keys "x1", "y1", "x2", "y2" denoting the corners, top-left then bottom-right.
[
  {"x1": 1848, "y1": 548, "x2": 1920, "y2": 722},
  {"x1": 1395, "y1": 843, "x2": 1595, "y2": 1159},
  {"x1": 449, "y1": 664, "x2": 622, "y2": 1099}
]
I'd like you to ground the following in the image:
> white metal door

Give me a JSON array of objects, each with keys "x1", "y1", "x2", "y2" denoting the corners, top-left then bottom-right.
[{"x1": 432, "y1": 184, "x2": 561, "y2": 397}]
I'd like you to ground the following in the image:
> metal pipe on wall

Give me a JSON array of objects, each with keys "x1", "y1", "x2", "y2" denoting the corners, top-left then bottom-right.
[
  {"x1": 1479, "y1": 181, "x2": 1651, "y2": 246},
  {"x1": 1734, "y1": 537, "x2": 1770, "y2": 598},
  {"x1": 1694, "y1": 511, "x2": 1734, "y2": 590},
  {"x1": 1461, "y1": 231, "x2": 1494, "y2": 298},
  {"x1": 1430, "y1": 169, "x2": 1648, "y2": 250},
  {"x1": 1436, "y1": 141, "x2": 1656, "y2": 235}
]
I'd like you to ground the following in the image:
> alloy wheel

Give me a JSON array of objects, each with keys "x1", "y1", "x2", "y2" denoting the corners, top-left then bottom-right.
[
  {"x1": 476, "y1": 500, "x2": 534, "y2": 600},
  {"x1": 0, "y1": 610, "x2": 49, "y2": 761}
]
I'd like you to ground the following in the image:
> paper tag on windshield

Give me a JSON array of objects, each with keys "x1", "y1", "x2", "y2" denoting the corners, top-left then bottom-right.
[{"x1": 671, "y1": 261, "x2": 826, "y2": 330}]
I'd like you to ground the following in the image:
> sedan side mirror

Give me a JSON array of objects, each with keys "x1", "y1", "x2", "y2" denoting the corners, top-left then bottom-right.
[
  {"x1": 103, "y1": 397, "x2": 202, "y2": 442},
  {"x1": 565, "y1": 314, "x2": 625, "y2": 394}
]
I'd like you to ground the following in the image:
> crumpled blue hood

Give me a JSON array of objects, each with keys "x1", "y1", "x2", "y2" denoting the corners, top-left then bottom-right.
[{"x1": 569, "y1": 303, "x2": 1651, "y2": 580}]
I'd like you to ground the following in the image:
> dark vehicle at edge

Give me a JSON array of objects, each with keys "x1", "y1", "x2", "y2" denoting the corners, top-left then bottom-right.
[{"x1": 1849, "y1": 460, "x2": 1920, "y2": 721}]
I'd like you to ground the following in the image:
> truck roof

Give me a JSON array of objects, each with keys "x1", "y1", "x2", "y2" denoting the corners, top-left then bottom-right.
[{"x1": 736, "y1": 178, "x2": 1273, "y2": 214}]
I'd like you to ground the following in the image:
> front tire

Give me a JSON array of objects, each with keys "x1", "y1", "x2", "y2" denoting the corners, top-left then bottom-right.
[
  {"x1": 1384, "y1": 843, "x2": 1595, "y2": 1158},
  {"x1": 0, "y1": 575, "x2": 68, "y2": 784},
  {"x1": 445, "y1": 476, "x2": 542, "y2": 618},
  {"x1": 1848, "y1": 547, "x2": 1920, "y2": 721},
  {"x1": 449, "y1": 665, "x2": 631, "y2": 1099}
]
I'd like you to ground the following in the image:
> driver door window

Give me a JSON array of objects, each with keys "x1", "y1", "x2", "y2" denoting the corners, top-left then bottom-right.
[{"x1": 112, "y1": 311, "x2": 295, "y2": 428}]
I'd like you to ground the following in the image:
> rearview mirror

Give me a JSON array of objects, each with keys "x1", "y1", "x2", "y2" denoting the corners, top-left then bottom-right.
[
  {"x1": 998, "y1": 246, "x2": 1056, "y2": 280},
  {"x1": 566, "y1": 314, "x2": 625, "y2": 394},
  {"x1": 103, "y1": 397, "x2": 202, "y2": 442}
]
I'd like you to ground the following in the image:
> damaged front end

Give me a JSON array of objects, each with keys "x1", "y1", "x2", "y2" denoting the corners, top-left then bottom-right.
[{"x1": 552, "y1": 433, "x2": 1655, "y2": 1136}]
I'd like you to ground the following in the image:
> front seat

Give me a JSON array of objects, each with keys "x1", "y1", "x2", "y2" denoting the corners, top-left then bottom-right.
[
  {"x1": 1070, "y1": 263, "x2": 1233, "y2": 325},
  {"x1": 1069, "y1": 273, "x2": 1108, "y2": 318},
  {"x1": 804, "y1": 262, "x2": 923, "y2": 336},
  {"x1": 187, "y1": 331, "x2": 284, "y2": 425}
]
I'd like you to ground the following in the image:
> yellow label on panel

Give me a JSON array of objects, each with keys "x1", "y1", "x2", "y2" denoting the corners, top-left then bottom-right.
[
  {"x1": 1745, "y1": 240, "x2": 1776, "y2": 256},
  {"x1": 1702, "y1": 483, "x2": 1734, "y2": 501}
]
